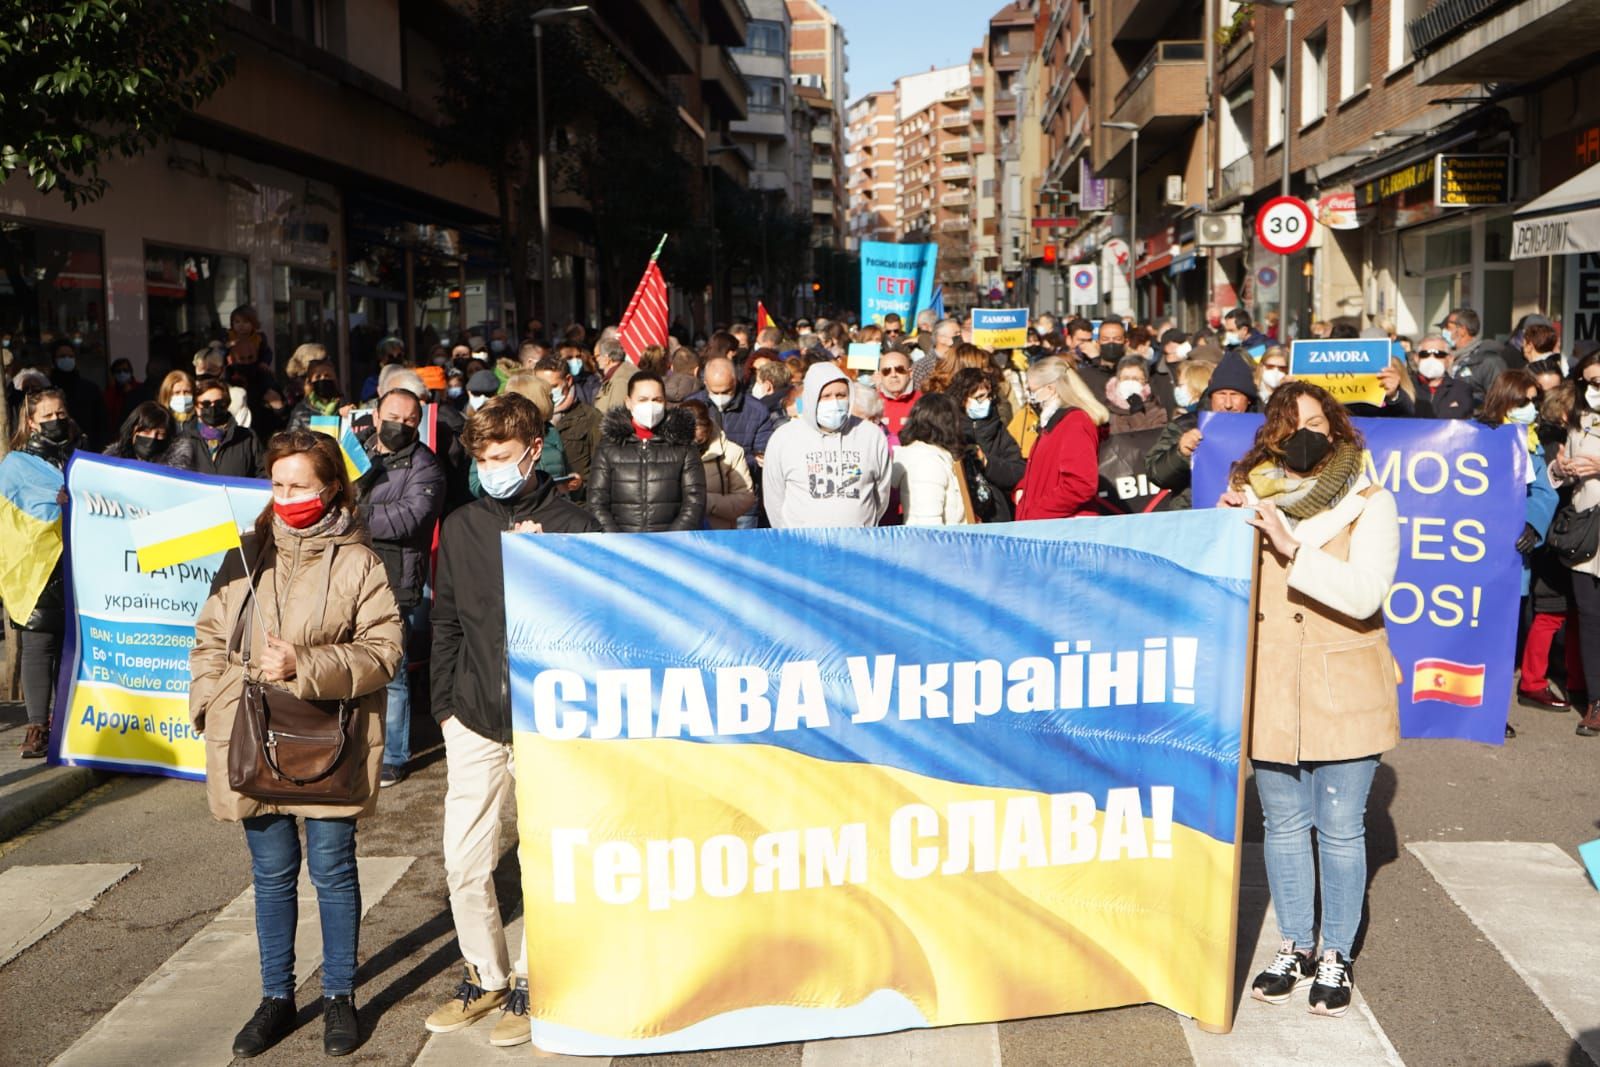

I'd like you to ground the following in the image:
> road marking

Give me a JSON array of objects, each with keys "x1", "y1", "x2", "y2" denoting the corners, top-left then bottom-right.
[
  {"x1": 1183, "y1": 845, "x2": 1405, "y2": 1066},
  {"x1": 1410, "y1": 841, "x2": 1600, "y2": 1066},
  {"x1": 415, "y1": 916, "x2": 606, "y2": 1066},
  {"x1": 800, "y1": 1022, "x2": 1001, "y2": 1066},
  {"x1": 51, "y1": 855, "x2": 413, "y2": 1067},
  {"x1": 0, "y1": 862, "x2": 138, "y2": 966}
]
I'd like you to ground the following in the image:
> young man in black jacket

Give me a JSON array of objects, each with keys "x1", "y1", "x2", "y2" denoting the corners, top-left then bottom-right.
[{"x1": 425, "y1": 392, "x2": 601, "y2": 1048}]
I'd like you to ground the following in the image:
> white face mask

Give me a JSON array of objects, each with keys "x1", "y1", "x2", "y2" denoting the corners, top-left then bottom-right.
[
  {"x1": 1261, "y1": 368, "x2": 1286, "y2": 390},
  {"x1": 169, "y1": 394, "x2": 194, "y2": 414},
  {"x1": 816, "y1": 397, "x2": 850, "y2": 430},
  {"x1": 750, "y1": 380, "x2": 772, "y2": 399},
  {"x1": 1115, "y1": 378, "x2": 1144, "y2": 402},
  {"x1": 1418, "y1": 356, "x2": 1446, "y2": 381},
  {"x1": 632, "y1": 400, "x2": 665, "y2": 428},
  {"x1": 1587, "y1": 385, "x2": 1600, "y2": 411},
  {"x1": 468, "y1": 393, "x2": 490, "y2": 410},
  {"x1": 1173, "y1": 384, "x2": 1196, "y2": 410},
  {"x1": 1508, "y1": 403, "x2": 1537, "y2": 425},
  {"x1": 708, "y1": 392, "x2": 734, "y2": 410}
]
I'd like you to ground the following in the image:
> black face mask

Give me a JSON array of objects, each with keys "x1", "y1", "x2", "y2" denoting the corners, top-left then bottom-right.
[
  {"x1": 1282, "y1": 428, "x2": 1331, "y2": 473},
  {"x1": 1099, "y1": 342, "x2": 1126, "y2": 363},
  {"x1": 132, "y1": 435, "x2": 166, "y2": 460},
  {"x1": 38, "y1": 417, "x2": 70, "y2": 444},
  {"x1": 378, "y1": 421, "x2": 416, "y2": 452},
  {"x1": 197, "y1": 401, "x2": 231, "y2": 427},
  {"x1": 312, "y1": 378, "x2": 339, "y2": 399}
]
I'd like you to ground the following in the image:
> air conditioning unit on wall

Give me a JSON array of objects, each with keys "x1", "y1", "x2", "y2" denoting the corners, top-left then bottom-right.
[{"x1": 1197, "y1": 210, "x2": 1243, "y2": 247}]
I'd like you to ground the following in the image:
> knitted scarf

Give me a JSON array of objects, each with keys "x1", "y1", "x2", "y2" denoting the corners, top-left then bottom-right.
[{"x1": 1246, "y1": 440, "x2": 1364, "y2": 520}]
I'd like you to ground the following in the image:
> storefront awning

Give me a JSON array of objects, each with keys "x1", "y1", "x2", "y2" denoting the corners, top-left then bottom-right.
[{"x1": 1512, "y1": 161, "x2": 1600, "y2": 260}]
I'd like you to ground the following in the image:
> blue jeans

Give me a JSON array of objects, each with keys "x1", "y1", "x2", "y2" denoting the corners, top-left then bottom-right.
[
  {"x1": 1252, "y1": 756, "x2": 1379, "y2": 959},
  {"x1": 383, "y1": 600, "x2": 429, "y2": 769},
  {"x1": 734, "y1": 508, "x2": 759, "y2": 530},
  {"x1": 243, "y1": 814, "x2": 361, "y2": 998}
]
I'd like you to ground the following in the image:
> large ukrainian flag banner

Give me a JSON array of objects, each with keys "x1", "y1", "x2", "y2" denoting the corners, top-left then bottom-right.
[
  {"x1": 53, "y1": 454, "x2": 269, "y2": 778},
  {"x1": 506, "y1": 508, "x2": 1258, "y2": 1054}
]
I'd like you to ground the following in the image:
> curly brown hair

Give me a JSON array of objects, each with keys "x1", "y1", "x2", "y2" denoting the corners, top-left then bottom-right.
[{"x1": 1228, "y1": 380, "x2": 1363, "y2": 488}]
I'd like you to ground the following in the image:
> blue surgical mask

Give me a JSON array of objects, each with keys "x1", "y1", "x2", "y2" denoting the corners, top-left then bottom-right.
[
  {"x1": 816, "y1": 398, "x2": 849, "y2": 431},
  {"x1": 966, "y1": 397, "x2": 992, "y2": 420},
  {"x1": 55, "y1": 356, "x2": 76, "y2": 373},
  {"x1": 447, "y1": 385, "x2": 463, "y2": 400},
  {"x1": 1223, "y1": 331, "x2": 1239, "y2": 347},
  {"x1": 551, "y1": 385, "x2": 567, "y2": 407},
  {"x1": 1442, "y1": 328, "x2": 1457, "y2": 350},
  {"x1": 490, "y1": 340, "x2": 508, "y2": 354},
  {"x1": 169, "y1": 395, "x2": 193, "y2": 414},
  {"x1": 468, "y1": 393, "x2": 490, "y2": 411},
  {"x1": 567, "y1": 357, "x2": 584, "y2": 377},
  {"x1": 1173, "y1": 384, "x2": 1197, "y2": 411},
  {"x1": 477, "y1": 446, "x2": 532, "y2": 499}
]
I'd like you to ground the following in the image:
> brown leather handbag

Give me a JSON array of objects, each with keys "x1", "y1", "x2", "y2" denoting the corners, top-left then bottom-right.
[{"x1": 226, "y1": 560, "x2": 362, "y2": 805}]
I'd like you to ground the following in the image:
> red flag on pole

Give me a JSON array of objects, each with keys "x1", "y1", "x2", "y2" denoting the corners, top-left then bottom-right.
[
  {"x1": 756, "y1": 301, "x2": 773, "y2": 333},
  {"x1": 618, "y1": 234, "x2": 670, "y2": 364}
]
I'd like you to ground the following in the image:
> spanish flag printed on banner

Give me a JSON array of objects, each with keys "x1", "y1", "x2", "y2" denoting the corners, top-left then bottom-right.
[{"x1": 1411, "y1": 658, "x2": 1486, "y2": 707}]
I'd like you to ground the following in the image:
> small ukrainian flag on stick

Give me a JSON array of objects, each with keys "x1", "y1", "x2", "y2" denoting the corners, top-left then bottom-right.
[
  {"x1": 308, "y1": 415, "x2": 372, "y2": 483},
  {"x1": 128, "y1": 493, "x2": 243, "y2": 574}
]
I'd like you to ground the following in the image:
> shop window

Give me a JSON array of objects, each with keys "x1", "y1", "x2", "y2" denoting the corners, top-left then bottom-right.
[
  {"x1": 0, "y1": 218, "x2": 108, "y2": 379},
  {"x1": 273, "y1": 265, "x2": 338, "y2": 370},
  {"x1": 145, "y1": 244, "x2": 251, "y2": 370}
]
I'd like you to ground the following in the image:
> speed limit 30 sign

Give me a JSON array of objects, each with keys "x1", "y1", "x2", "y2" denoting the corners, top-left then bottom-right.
[{"x1": 1255, "y1": 195, "x2": 1314, "y2": 255}]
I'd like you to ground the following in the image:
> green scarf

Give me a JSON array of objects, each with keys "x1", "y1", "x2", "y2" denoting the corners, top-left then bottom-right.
[{"x1": 1246, "y1": 440, "x2": 1363, "y2": 520}]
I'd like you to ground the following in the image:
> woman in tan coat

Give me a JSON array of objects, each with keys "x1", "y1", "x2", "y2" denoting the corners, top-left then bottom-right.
[
  {"x1": 1220, "y1": 381, "x2": 1400, "y2": 1020},
  {"x1": 189, "y1": 430, "x2": 402, "y2": 1059}
]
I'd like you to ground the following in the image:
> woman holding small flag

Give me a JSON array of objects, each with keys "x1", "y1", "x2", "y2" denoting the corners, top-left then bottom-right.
[
  {"x1": 1548, "y1": 349, "x2": 1600, "y2": 735},
  {"x1": 9, "y1": 388, "x2": 80, "y2": 759},
  {"x1": 189, "y1": 430, "x2": 402, "y2": 1057},
  {"x1": 1219, "y1": 380, "x2": 1400, "y2": 1019}
]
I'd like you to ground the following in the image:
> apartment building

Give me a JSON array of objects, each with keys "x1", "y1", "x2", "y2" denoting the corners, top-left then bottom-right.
[
  {"x1": 846, "y1": 91, "x2": 900, "y2": 247},
  {"x1": 0, "y1": 0, "x2": 748, "y2": 388},
  {"x1": 730, "y1": 0, "x2": 798, "y2": 204},
  {"x1": 787, "y1": 0, "x2": 848, "y2": 250},
  {"x1": 895, "y1": 66, "x2": 974, "y2": 308}
]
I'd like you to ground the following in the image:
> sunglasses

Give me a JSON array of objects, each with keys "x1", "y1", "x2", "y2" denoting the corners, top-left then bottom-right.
[
  {"x1": 880, "y1": 366, "x2": 910, "y2": 374},
  {"x1": 1416, "y1": 349, "x2": 1449, "y2": 358},
  {"x1": 1263, "y1": 364, "x2": 1288, "y2": 372}
]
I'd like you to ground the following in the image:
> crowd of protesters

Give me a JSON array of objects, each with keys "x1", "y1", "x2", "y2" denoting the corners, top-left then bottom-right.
[{"x1": 0, "y1": 296, "x2": 1582, "y2": 1052}]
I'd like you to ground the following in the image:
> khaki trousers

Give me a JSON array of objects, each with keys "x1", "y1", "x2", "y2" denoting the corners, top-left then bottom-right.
[{"x1": 441, "y1": 716, "x2": 527, "y2": 990}]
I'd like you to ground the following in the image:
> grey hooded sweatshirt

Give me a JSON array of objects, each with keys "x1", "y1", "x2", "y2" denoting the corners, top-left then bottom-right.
[{"x1": 762, "y1": 362, "x2": 893, "y2": 528}]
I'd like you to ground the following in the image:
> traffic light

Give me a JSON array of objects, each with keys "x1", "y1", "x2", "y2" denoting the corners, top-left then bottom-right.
[
  {"x1": 1005, "y1": 278, "x2": 1015, "y2": 291},
  {"x1": 448, "y1": 288, "x2": 463, "y2": 300},
  {"x1": 1042, "y1": 245, "x2": 1058, "y2": 266},
  {"x1": 811, "y1": 281, "x2": 821, "y2": 294}
]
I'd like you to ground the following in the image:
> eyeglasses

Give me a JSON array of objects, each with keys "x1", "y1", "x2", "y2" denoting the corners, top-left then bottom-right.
[
  {"x1": 1263, "y1": 364, "x2": 1288, "y2": 372},
  {"x1": 1416, "y1": 349, "x2": 1449, "y2": 358},
  {"x1": 879, "y1": 365, "x2": 910, "y2": 375}
]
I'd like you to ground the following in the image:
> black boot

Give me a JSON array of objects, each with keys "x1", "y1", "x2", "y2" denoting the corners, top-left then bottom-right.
[
  {"x1": 1578, "y1": 701, "x2": 1600, "y2": 736},
  {"x1": 323, "y1": 994, "x2": 361, "y2": 1056},
  {"x1": 233, "y1": 996, "x2": 295, "y2": 1058}
]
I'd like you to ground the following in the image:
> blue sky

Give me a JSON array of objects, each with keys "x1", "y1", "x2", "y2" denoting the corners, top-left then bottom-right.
[{"x1": 828, "y1": 0, "x2": 999, "y2": 107}]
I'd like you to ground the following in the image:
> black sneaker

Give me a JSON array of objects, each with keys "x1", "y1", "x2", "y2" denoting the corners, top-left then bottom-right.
[
  {"x1": 379, "y1": 765, "x2": 407, "y2": 788},
  {"x1": 1250, "y1": 940, "x2": 1315, "y2": 1003},
  {"x1": 324, "y1": 994, "x2": 361, "y2": 1056},
  {"x1": 233, "y1": 996, "x2": 295, "y2": 1058},
  {"x1": 1308, "y1": 950, "x2": 1355, "y2": 1017}
]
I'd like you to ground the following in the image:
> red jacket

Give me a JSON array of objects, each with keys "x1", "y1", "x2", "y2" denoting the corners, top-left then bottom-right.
[
  {"x1": 1015, "y1": 407, "x2": 1102, "y2": 520},
  {"x1": 880, "y1": 389, "x2": 920, "y2": 442}
]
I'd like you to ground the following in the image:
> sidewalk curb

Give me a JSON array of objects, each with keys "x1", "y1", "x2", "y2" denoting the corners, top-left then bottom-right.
[{"x1": 0, "y1": 767, "x2": 107, "y2": 842}]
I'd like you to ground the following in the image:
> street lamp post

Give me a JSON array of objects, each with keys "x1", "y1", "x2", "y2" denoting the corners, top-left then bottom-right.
[
  {"x1": 1261, "y1": 0, "x2": 1297, "y2": 336},
  {"x1": 532, "y1": 5, "x2": 591, "y2": 325},
  {"x1": 1102, "y1": 121, "x2": 1141, "y2": 317}
]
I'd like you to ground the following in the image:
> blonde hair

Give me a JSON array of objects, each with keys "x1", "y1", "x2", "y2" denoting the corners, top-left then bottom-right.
[
  {"x1": 285, "y1": 343, "x2": 326, "y2": 381},
  {"x1": 495, "y1": 356, "x2": 521, "y2": 379},
  {"x1": 158, "y1": 369, "x2": 194, "y2": 408},
  {"x1": 1026, "y1": 357, "x2": 1110, "y2": 427},
  {"x1": 192, "y1": 347, "x2": 224, "y2": 377},
  {"x1": 1175, "y1": 360, "x2": 1214, "y2": 397},
  {"x1": 504, "y1": 369, "x2": 554, "y2": 420}
]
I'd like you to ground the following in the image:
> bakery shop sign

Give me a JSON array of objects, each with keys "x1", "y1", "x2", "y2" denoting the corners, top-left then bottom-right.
[{"x1": 1433, "y1": 154, "x2": 1511, "y2": 207}]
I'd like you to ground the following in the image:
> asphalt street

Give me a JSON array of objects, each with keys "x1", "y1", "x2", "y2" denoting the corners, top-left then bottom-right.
[{"x1": 1, "y1": 692, "x2": 1597, "y2": 1067}]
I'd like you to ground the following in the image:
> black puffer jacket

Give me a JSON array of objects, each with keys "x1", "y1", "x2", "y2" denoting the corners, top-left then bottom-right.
[
  {"x1": 103, "y1": 434, "x2": 199, "y2": 471},
  {"x1": 431, "y1": 471, "x2": 602, "y2": 743},
  {"x1": 358, "y1": 439, "x2": 446, "y2": 608},
  {"x1": 184, "y1": 420, "x2": 265, "y2": 479},
  {"x1": 588, "y1": 406, "x2": 706, "y2": 533},
  {"x1": 14, "y1": 433, "x2": 74, "y2": 633}
]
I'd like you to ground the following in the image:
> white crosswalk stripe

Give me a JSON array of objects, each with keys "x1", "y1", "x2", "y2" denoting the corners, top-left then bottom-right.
[
  {"x1": 0, "y1": 862, "x2": 138, "y2": 966},
  {"x1": 50, "y1": 855, "x2": 413, "y2": 1067},
  {"x1": 1182, "y1": 844, "x2": 1405, "y2": 1066},
  {"x1": 1409, "y1": 840, "x2": 1600, "y2": 1067}
]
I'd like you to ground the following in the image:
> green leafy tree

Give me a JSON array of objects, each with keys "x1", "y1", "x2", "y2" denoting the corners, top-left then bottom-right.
[{"x1": 0, "y1": 0, "x2": 232, "y2": 205}]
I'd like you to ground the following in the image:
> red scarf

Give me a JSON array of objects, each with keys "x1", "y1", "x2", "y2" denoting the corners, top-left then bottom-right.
[{"x1": 632, "y1": 421, "x2": 656, "y2": 441}]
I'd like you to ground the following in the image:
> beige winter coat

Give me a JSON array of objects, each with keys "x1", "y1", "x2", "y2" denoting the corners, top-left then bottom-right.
[
  {"x1": 1247, "y1": 479, "x2": 1402, "y2": 764},
  {"x1": 701, "y1": 432, "x2": 757, "y2": 529},
  {"x1": 189, "y1": 517, "x2": 403, "y2": 822}
]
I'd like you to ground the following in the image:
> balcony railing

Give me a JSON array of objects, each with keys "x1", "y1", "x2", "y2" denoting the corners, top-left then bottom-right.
[
  {"x1": 1068, "y1": 18, "x2": 1091, "y2": 75},
  {"x1": 942, "y1": 191, "x2": 973, "y2": 207},
  {"x1": 1220, "y1": 154, "x2": 1254, "y2": 201},
  {"x1": 1041, "y1": 0, "x2": 1069, "y2": 54},
  {"x1": 1408, "y1": 0, "x2": 1511, "y2": 57},
  {"x1": 940, "y1": 111, "x2": 972, "y2": 128},
  {"x1": 941, "y1": 217, "x2": 972, "y2": 232},
  {"x1": 1114, "y1": 40, "x2": 1205, "y2": 110},
  {"x1": 943, "y1": 136, "x2": 972, "y2": 156},
  {"x1": 942, "y1": 163, "x2": 973, "y2": 180}
]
